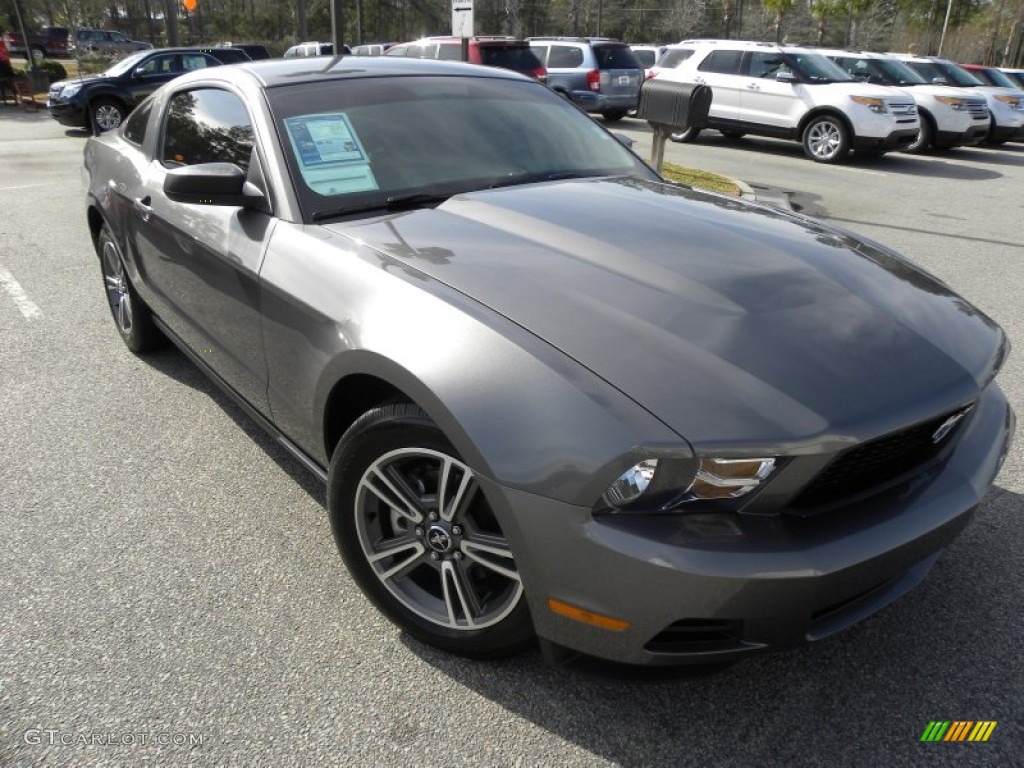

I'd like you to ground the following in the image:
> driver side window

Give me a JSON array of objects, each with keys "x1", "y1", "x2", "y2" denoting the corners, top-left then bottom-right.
[{"x1": 161, "y1": 88, "x2": 254, "y2": 172}]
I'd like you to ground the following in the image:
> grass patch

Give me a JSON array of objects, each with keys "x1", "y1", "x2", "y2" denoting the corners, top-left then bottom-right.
[{"x1": 661, "y1": 162, "x2": 741, "y2": 196}]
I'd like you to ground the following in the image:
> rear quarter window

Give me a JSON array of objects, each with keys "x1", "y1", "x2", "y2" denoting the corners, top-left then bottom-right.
[{"x1": 480, "y1": 46, "x2": 543, "y2": 72}]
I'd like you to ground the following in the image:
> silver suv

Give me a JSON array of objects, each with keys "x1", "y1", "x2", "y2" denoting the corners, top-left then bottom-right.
[
  {"x1": 658, "y1": 40, "x2": 919, "y2": 163},
  {"x1": 528, "y1": 37, "x2": 643, "y2": 122}
]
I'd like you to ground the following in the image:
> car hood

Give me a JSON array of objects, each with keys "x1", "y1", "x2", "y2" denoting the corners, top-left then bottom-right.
[
  {"x1": 52, "y1": 74, "x2": 105, "y2": 90},
  {"x1": 327, "y1": 178, "x2": 1004, "y2": 449},
  {"x1": 830, "y1": 81, "x2": 909, "y2": 101}
]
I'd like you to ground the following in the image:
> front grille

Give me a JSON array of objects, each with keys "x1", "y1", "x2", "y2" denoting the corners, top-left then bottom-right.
[
  {"x1": 645, "y1": 619, "x2": 743, "y2": 653},
  {"x1": 791, "y1": 405, "x2": 973, "y2": 512},
  {"x1": 888, "y1": 101, "x2": 917, "y2": 117},
  {"x1": 966, "y1": 100, "x2": 989, "y2": 118}
]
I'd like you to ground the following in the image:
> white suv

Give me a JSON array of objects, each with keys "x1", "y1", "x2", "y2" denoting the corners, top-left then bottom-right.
[
  {"x1": 818, "y1": 50, "x2": 989, "y2": 152},
  {"x1": 888, "y1": 54, "x2": 1024, "y2": 145},
  {"x1": 657, "y1": 40, "x2": 919, "y2": 163}
]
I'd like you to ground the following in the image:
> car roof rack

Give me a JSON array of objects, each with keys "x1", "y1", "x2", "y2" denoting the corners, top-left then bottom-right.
[{"x1": 526, "y1": 36, "x2": 620, "y2": 43}]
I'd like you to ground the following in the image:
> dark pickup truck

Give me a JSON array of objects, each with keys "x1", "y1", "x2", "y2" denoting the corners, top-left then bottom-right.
[{"x1": 3, "y1": 27, "x2": 71, "y2": 60}]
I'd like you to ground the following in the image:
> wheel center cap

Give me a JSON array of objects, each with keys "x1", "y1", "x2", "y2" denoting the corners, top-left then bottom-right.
[{"x1": 426, "y1": 525, "x2": 452, "y2": 553}]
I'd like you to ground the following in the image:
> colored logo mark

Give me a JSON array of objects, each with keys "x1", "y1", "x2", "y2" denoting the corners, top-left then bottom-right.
[{"x1": 920, "y1": 721, "x2": 997, "y2": 742}]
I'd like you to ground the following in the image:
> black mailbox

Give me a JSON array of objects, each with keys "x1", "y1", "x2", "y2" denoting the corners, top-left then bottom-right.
[{"x1": 636, "y1": 79, "x2": 712, "y2": 131}]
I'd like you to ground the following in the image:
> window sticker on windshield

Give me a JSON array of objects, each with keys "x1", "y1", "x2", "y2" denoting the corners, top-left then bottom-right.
[{"x1": 284, "y1": 113, "x2": 379, "y2": 195}]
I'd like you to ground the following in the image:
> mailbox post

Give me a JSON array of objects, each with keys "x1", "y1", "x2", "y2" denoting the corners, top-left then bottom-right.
[{"x1": 635, "y1": 79, "x2": 712, "y2": 173}]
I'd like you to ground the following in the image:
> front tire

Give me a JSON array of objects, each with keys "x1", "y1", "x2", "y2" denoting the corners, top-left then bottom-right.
[
  {"x1": 328, "y1": 402, "x2": 534, "y2": 658},
  {"x1": 802, "y1": 115, "x2": 850, "y2": 163},
  {"x1": 97, "y1": 224, "x2": 162, "y2": 353},
  {"x1": 601, "y1": 110, "x2": 627, "y2": 122},
  {"x1": 905, "y1": 114, "x2": 933, "y2": 154},
  {"x1": 90, "y1": 97, "x2": 126, "y2": 133}
]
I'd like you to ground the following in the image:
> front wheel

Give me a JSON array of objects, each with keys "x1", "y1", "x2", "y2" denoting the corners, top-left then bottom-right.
[
  {"x1": 97, "y1": 224, "x2": 163, "y2": 353},
  {"x1": 905, "y1": 115, "x2": 933, "y2": 154},
  {"x1": 601, "y1": 110, "x2": 627, "y2": 122},
  {"x1": 802, "y1": 115, "x2": 850, "y2": 163},
  {"x1": 669, "y1": 126, "x2": 701, "y2": 143},
  {"x1": 90, "y1": 98, "x2": 126, "y2": 133},
  {"x1": 718, "y1": 130, "x2": 746, "y2": 139},
  {"x1": 328, "y1": 402, "x2": 534, "y2": 658}
]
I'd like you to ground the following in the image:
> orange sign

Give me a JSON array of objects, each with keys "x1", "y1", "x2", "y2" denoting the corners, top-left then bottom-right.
[{"x1": 183, "y1": 0, "x2": 197, "y2": 11}]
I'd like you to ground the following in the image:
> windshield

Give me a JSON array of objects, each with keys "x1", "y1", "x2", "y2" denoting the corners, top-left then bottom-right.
[
  {"x1": 104, "y1": 50, "x2": 151, "y2": 77},
  {"x1": 870, "y1": 57, "x2": 927, "y2": 85},
  {"x1": 269, "y1": 76, "x2": 656, "y2": 222},
  {"x1": 787, "y1": 53, "x2": 853, "y2": 83},
  {"x1": 973, "y1": 68, "x2": 1018, "y2": 88},
  {"x1": 906, "y1": 60, "x2": 983, "y2": 86}
]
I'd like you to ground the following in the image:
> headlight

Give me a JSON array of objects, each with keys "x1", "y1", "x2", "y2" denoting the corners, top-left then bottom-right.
[
  {"x1": 993, "y1": 94, "x2": 1023, "y2": 110},
  {"x1": 935, "y1": 96, "x2": 970, "y2": 111},
  {"x1": 61, "y1": 83, "x2": 82, "y2": 99},
  {"x1": 598, "y1": 457, "x2": 776, "y2": 513},
  {"x1": 851, "y1": 96, "x2": 889, "y2": 114}
]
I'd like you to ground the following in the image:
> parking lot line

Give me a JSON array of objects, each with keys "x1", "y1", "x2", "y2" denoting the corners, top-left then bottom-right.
[{"x1": 0, "y1": 265, "x2": 43, "y2": 319}]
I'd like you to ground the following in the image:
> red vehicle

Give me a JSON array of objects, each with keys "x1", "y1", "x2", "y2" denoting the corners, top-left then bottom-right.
[
  {"x1": 385, "y1": 37, "x2": 547, "y2": 82},
  {"x1": 3, "y1": 26, "x2": 70, "y2": 60}
]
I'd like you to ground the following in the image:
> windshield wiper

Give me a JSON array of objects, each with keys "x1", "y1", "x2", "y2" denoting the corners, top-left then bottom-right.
[{"x1": 312, "y1": 192, "x2": 452, "y2": 221}]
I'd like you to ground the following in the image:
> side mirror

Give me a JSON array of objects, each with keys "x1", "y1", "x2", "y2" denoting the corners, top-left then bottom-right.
[
  {"x1": 776, "y1": 71, "x2": 796, "y2": 83},
  {"x1": 163, "y1": 162, "x2": 268, "y2": 211},
  {"x1": 613, "y1": 133, "x2": 634, "y2": 149}
]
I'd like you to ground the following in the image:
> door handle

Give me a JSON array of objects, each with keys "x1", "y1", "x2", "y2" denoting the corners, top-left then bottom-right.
[
  {"x1": 746, "y1": 82, "x2": 760, "y2": 90},
  {"x1": 134, "y1": 196, "x2": 152, "y2": 222}
]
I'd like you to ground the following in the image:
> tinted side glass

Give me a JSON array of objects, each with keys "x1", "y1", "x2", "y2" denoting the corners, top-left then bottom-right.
[
  {"x1": 161, "y1": 88, "x2": 254, "y2": 172},
  {"x1": 182, "y1": 54, "x2": 214, "y2": 71},
  {"x1": 480, "y1": 46, "x2": 543, "y2": 72},
  {"x1": 658, "y1": 49, "x2": 694, "y2": 69},
  {"x1": 548, "y1": 45, "x2": 583, "y2": 68},
  {"x1": 633, "y1": 50, "x2": 656, "y2": 68},
  {"x1": 139, "y1": 55, "x2": 180, "y2": 76},
  {"x1": 437, "y1": 44, "x2": 463, "y2": 61},
  {"x1": 594, "y1": 45, "x2": 639, "y2": 69},
  {"x1": 747, "y1": 52, "x2": 790, "y2": 78},
  {"x1": 699, "y1": 50, "x2": 743, "y2": 75},
  {"x1": 122, "y1": 98, "x2": 153, "y2": 146}
]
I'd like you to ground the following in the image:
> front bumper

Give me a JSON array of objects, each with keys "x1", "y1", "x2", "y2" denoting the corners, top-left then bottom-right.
[
  {"x1": 853, "y1": 127, "x2": 919, "y2": 151},
  {"x1": 989, "y1": 123, "x2": 1024, "y2": 142},
  {"x1": 935, "y1": 123, "x2": 990, "y2": 148},
  {"x1": 47, "y1": 99, "x2": 87, "y2": 128},
  {"x1": 487, "y1": 382, "x2": 1014, "y2": 666}
]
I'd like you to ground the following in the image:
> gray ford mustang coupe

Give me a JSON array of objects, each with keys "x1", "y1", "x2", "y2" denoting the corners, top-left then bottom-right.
[{"x1": 84, "y1": 57, "x2": 1015, "y2": 667}]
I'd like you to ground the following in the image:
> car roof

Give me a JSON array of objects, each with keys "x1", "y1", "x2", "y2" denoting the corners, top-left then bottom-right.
[{"x1": 180, "y1": 56, "x2": 530, "y2": 88}]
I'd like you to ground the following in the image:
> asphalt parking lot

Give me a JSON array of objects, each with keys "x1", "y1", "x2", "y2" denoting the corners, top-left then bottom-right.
[{"x1": 0, "y1": 107, "x2": 1021, "y2": 766}]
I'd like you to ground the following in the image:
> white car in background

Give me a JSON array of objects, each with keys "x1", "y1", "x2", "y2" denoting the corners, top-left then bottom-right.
[
  {"x1": 818, "y1": 49, "x2": 989, "y2": 152},
  {"x1": 890, "y1": 54, "x2": 1024, "y2": 145},
  {"x1": 656, "y1": 40, "x2": 919, "y2": 163}
]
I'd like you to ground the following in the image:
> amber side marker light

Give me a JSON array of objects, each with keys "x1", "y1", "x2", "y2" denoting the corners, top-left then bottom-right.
[{"x1": 548, "y1": 598, "x2": 631, "y2": 631}]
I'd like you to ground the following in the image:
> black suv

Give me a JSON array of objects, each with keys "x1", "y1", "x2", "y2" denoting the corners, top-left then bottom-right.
[{"x1": 47, "y1": 47, "x2": 250, "y2": 132}]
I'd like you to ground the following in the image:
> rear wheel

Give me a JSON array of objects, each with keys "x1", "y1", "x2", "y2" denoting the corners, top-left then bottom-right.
[
  {"x1": 669, "y1": 126, "x2": 701, "y2": 143},
  {"x1": 328, "y1": 402, "x2": 534, "y2": 658},
  {"x1": 601, "y1": 110, "x2": 627, "y2": 122},
  {"x1": 719, "y1": 130, "x2": 746, "y2": 139},
  {"x1": 802, "y1": 115, "x2": 850, "y2": 163}
]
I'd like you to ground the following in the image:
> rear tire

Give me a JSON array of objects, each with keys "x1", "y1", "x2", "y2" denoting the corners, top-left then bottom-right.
[
  {"x1": 601, "y1": 110, "x2": 627, "y2": 122},
  {"x1": 719, "y1": 130, "x2": 746, "y2": 139}
]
